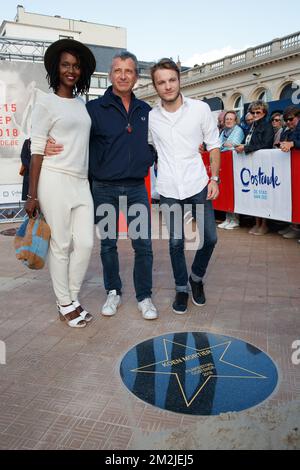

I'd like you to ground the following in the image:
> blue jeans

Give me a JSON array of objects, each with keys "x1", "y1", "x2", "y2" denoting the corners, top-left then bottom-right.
[
  {"x1": 92, "y1": 182, "x2": 153, "y2": 302},
  {"x1": 160, "y1": 186, "x2": 217, "y2": 292}
]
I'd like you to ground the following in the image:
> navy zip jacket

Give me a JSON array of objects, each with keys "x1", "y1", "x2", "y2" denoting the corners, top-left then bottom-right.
[
  {"x1": 86, "y1": 86, "x2": 155, "y2": 184},
  {"x1": 280, "y1": 120, "x2": 300, "y2": 149}
]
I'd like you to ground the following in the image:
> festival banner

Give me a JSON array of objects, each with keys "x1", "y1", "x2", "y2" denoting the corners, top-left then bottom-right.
[
  {"x1": 233, "y1": 149, "x2": 292, "y2": 221},
  {"x1": 0, "y1": 183, "x2": 23, "y2": 204},
  {"x1": 0, "y1": 62, "x2": 48, "y2": 203}
]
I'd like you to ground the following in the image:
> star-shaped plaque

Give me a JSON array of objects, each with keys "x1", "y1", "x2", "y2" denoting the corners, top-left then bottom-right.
[
  {"x1": 131, "y1": 338, "x2": 267, "y2": 407},
  {"x1": 120, "y1": 332, "x2": 278, "y2": 415}
]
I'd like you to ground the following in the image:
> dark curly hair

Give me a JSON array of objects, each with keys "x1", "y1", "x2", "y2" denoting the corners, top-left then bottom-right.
[{"x1": 46, "y1": 48, "x2": 92, "y2": 95}]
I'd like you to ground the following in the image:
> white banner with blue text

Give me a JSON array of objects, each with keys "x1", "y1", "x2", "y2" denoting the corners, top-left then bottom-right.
[{"x1": 233, "y1": 149, "x2": 292, "y2": 221}]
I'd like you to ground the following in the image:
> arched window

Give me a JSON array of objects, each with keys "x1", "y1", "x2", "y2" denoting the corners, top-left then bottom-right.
[
  {"x1": 202, "y1": 97, "x2": 224, "y2": 111},
  {"x1": 257, "y1": 89, "x2": 272, "y2": 103},
  {"x1": 280, "y1": 83, "x2": 294, "y2": 100},
  {"x1": 257, "y1": 90, "x2": 268, "y2": 103},
  {"x1": 233, "y1": 95, "x2": 244, "y2": 118}
]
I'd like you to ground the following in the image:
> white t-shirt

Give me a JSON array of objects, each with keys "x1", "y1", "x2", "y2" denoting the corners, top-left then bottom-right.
[
  {"x1": 149, "y1": 95, "x2": 220, "y2": 200},
  {"x1": 31, "y1": 93, "x2": 91, "y2": 178}
]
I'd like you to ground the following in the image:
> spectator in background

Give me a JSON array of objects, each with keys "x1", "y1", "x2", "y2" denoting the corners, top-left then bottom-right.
[
  {"x1": 217, "y1": 110, "x2": 226, "y2": 134},
  {"x1": 218, "y1": 111, "x2": 244, "y2": 229},
  {"x1": 240, "y1": 112, "x2": 254, "y2": 137},
  {"x1": 271, "y1": 112, "x2": 284, "y2": 147},
  {"x1": 245, "y1": 112, "x2": 254, "y2": 126},
  {"x1": 220, "y1": 111, "x2": 244, "y2": 151},
  {"x1": 235, "y1": 101, "x2": 274, "y2": 154},
  {"x1": 235, "y1": 100, "x2": 274, "y2": 236},
  {"x1": 278, "y1": 106, "x2": 300, "y2": 241},
  {"x1": 280, "y1": 106, "x2": 300, "y2": 151}
]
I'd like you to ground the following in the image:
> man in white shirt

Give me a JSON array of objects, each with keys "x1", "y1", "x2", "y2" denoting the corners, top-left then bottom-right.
[{"x1": 149, "y1": 58, "x2": 221, "y2": 314}]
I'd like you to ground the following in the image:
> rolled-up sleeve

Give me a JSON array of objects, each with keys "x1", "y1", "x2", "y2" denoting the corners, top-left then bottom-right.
[
  {"x1": 30, "y1": 102, "x2": 52, "y2": 155},
  {"x1": 202, "y1": 103, "x2": 220, "y2": 151}
]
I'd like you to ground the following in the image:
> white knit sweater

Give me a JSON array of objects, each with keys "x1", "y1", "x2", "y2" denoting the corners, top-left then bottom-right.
[{"x1": 31, "y1": 93, "x2": 91, "y2": 178}]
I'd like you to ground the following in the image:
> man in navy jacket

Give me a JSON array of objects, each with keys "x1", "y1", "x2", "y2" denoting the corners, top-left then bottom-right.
[
  {"x1": 280, "y1": 105, "x2": 300, "y2": 151},
  {"x1": 86, "y1": 52, "x2": 158, "y2": 320}
]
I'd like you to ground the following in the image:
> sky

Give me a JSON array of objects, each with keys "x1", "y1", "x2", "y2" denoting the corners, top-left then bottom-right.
[{"x1": 1, "y1": 1, "x2": 300, "y2": 66}]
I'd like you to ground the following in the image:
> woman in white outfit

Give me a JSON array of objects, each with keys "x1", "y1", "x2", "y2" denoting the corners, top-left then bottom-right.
[{"x1": 25, "y1": 39, "x2": 96, "y2": 328}]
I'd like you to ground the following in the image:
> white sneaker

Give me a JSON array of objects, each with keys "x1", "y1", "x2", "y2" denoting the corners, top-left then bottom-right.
[
  {"x1": 101, "y1": 290, "x2": 121, "y2": 316},
  {"x1": 225, "y1": 219, "x2": 239, "y2": 229},
  {"x1": 138, "y1": 298, "x2": 158, "y2": 320},
  {"x1": 218, "y1": 218, "x2": 230, "y2": 229}
]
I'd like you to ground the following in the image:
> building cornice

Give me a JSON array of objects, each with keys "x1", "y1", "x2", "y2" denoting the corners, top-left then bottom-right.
[{"x1": 136, "y1": 32, "x2": 300, "y2": 100}]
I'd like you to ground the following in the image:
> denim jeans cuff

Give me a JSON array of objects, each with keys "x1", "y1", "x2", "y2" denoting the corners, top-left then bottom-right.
[
  {"x1": 190, "y1": 272, "x2": 202, "y2": 283},
  {"x1": 175, "y1": 285, "x2": 189, "y2": 293}
]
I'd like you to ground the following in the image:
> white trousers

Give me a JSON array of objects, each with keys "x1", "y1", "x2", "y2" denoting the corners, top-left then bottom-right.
[{"x1": 38, "y1": 168, "x2": 94, "y2": 305}]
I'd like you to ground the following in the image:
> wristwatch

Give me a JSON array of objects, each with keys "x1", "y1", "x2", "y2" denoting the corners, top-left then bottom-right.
[{"x1": 210, "y1": 176, "x2": 220, "y2": 184}]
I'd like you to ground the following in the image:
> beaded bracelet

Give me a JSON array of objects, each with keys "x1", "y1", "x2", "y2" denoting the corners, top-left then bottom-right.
[{"x1": 27, "y1": 194, "x2": 39, "y2": 201}]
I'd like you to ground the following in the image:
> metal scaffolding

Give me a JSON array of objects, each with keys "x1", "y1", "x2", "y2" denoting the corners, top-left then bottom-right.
[{"x1": 0, "y1": 36, "x2": 51, "y2": 62}]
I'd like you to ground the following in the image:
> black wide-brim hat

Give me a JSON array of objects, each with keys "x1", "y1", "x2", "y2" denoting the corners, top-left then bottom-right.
[{"x1": 44, "y1": 39, "x2": 96, "y2": 75}]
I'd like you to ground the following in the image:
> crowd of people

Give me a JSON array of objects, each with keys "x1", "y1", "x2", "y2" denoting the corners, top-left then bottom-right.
[
  {"x1": 21, "y1": 38, "x2": 300, "y2": 327},
  {"x1": 216, "y1": 101, "x2": 300, "y2": 241}
]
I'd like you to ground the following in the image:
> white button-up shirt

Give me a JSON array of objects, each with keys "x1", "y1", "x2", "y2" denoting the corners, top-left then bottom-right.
[{"x1": 148, "y1": 95, "x2": 220, "y2": 200}]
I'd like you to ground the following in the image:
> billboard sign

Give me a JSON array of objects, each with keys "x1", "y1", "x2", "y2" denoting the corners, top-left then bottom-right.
[{"x1": 0, "y1": 61, "x2": 49, "y2": 202}]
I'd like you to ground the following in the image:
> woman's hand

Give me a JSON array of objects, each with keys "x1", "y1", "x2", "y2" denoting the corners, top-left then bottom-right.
[
  {"x1": 235, "y1": 144, "x2": 245, "y2": 153},
  {"x1": 25, "y1": 198, "x2": 40, "y2": 218}
]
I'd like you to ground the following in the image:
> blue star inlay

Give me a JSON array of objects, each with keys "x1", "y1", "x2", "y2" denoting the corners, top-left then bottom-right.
[
  {"x1": 120, "y1": 332, "x2": 278, "y2": 415},
  {"x1": 131, "y1": 339, "x2": 267, "y2": 407}
]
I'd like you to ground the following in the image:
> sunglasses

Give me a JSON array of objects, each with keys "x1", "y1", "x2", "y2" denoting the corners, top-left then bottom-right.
[
  {"x1": 272, "y1": 118, "x2": 281, "y2": 122},
  {"x1": 285, "y1": 117, "x2": 295, "y2": 122},
  {"x1": 250, "y1": 110, "x2": 263, "y2": 115}
]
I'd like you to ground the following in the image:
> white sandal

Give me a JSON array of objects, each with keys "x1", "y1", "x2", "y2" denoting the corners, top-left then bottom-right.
[
  {"x1": 56, "y1": 302, "x2": 87, "y2": 328},
  {"x1": 72, "y1": 300, "x2": 93, "y2": 322}
]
